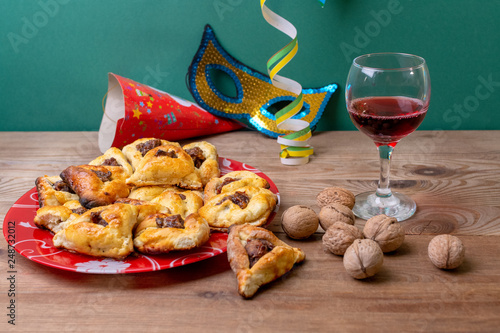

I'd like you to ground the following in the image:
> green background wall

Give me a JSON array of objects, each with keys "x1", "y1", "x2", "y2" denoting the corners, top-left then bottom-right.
[{"x1": 1, "y1": 0, "x2": 499, "y2": 132}]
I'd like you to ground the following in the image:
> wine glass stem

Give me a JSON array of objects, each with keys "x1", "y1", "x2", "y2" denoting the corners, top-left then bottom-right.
[{"x1": 376, "y1": 145, "x2": 394, "y2": 198}]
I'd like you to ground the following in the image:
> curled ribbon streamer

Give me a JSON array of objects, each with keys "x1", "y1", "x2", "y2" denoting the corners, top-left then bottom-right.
[{"x1": 260, "y1": 0, "x2": 313, "y2": 166}]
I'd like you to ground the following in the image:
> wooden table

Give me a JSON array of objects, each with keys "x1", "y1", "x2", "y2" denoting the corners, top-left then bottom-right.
[{"x1": 1, "y1": 131, "x2": 499, "y2": 332}]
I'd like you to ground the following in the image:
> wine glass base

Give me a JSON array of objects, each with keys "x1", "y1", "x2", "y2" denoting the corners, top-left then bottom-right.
[{"x1": 352, "y1": 191, "x2": 416, "y2": 221}]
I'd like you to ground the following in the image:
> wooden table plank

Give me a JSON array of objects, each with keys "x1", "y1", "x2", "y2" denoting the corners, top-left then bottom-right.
[
  {"x1": 1, "y1": 130, "x2": 499, "y2": 332},
  {"x1": 3, "y1": 235, "x2": 500, "y2": 332}
]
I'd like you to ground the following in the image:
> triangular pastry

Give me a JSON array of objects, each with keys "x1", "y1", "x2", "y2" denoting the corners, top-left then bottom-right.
[
  {"x1": 125, "y1": 144, "x2": 203, "y2": 190},
  {"x1": 151, "y1": 189, "x2": 204, "y2": 218},
  {"x1": 133, "y1": 212, "x2": 210, "y2": 255},
  {"x1": 34, "y1": 205, "x2": 79, "y2": 233},
  {"x1": 122, "y1": 138, "x2": 180, "y2": 170},
  {"x1": 204, "y1": 171, "x2": 270, "y2": 202},
  {"x1": 182, "y1": 141, "x2": 220, "y2": 186},
  {"x1": 53, "y1": 203, "x2": 138, "y2": 259},
  {"x1": 199, "y1": 185, "x2": 277, "y2": 232},
  {"x1": 60, "y1": 164, "x2": 130, "y2": 209},
  {"x1": 34, "y1": 199, "x2": 87, "y2": 234},
  {"x1": 89, "y1": 147, "x2": 133, "y2": 181},
  {"x1": 35, "y1": 175, "x2": 79, "y2": 207},
  {"x1": 114, "y1": 198, "x2": 171, "y2": 224},
  {"x1": 227, "y1": 224, "x2": 305, "y2": 298}
]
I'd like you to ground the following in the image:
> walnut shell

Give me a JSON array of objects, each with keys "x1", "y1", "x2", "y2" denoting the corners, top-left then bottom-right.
[
  {"x1": 343, "y1": 239, "x2": 383, "y2": 279},
  {"x1": 363, "y1": 214, "x2": 405, "y2": 253},
  {"x1": 281, "y1": 205, "x2": 318, "y2": 240},
  {"x1": 316, "y1": 187, "x2": 355, "y2": 209},
  {"x1": 428, "y1": 234, "x2": 465, "y2": 269},
  {"x1": 318, "y1": 203, "x2": 355, "y2": 231},
  {"x1": 322, "y1": 222, "x2": 364, "y2": 255}
]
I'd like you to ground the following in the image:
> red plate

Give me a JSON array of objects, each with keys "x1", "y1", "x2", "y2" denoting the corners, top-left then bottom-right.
[{"x1": 3, "y1": 157, "x2": 279, "y2": 274}]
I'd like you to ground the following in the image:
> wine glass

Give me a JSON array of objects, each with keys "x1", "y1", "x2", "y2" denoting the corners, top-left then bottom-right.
[{"x1": 345, "y1": 53, "x2": 431, "y2": 221}]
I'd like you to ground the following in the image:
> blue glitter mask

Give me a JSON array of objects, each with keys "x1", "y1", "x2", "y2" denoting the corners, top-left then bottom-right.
[{"x1": 187, "y1": 25, "x2": 337, "y2": 138}]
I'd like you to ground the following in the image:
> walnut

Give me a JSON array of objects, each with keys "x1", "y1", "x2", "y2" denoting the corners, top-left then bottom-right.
[
  {"x1": 363, "y1": 214, "x2": 405, "y2": 253},
  {"x1": 318, "y1": 203, "x2": 355, "y2": 231},
  {"x1": 428, "y1": 234, "x2": 465, "y2": 269},
  {"x1": 343, "y1": 239, "x2": 383, "y2": 279},
  {"x1": 316, "y1": 187, "x2": 355, "y2": 209},
  {"x1": 322, "y1": 222, "x2": 364, "y2": 255},
  {"x1": 281, "y1": 205, "x2": 319, "y2": 240}
]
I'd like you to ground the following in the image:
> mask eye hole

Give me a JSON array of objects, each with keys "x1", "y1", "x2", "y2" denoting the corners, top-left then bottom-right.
[
  {"x1": 205, "y1": 65, "x2": 243, "y2": 103},
  {"x1": 261, "y1": 97, "x2": 311, "y2": 121},
  {"x1": 266, "y1": 100, "x2": 293, "y2": 115}
]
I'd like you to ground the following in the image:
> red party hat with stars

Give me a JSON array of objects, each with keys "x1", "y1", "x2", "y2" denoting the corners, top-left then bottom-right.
[{"x1": 98, "y1": 73, "x2": 243, "y2": 153}]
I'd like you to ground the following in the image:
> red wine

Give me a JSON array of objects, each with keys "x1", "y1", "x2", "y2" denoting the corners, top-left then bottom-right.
[{"x1": 348, "y1": 96, "x2": 427, "y2": 146}]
